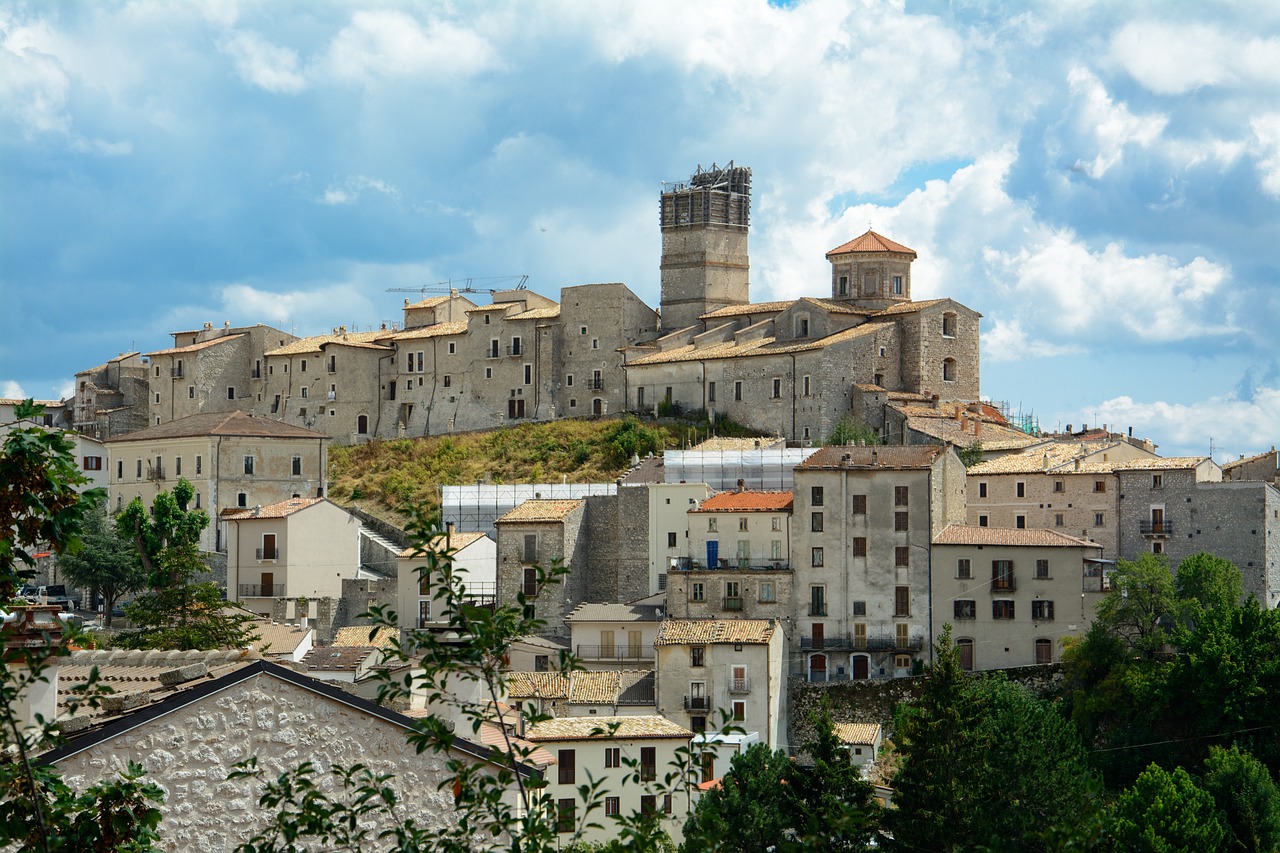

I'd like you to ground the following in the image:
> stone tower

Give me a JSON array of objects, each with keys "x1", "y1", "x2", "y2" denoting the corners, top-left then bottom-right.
[
  {"x1": 659, "y1": 162, "x2": 751, "y2": 333},
  {"x1": 825, "y1": 230, "x2": 916, "y2": 312}
]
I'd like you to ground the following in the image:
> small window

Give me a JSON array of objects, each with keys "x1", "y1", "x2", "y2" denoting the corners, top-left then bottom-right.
[
  {"x1": 556, "y1": 799, "x2": 575, "y2": 834},
  {"x1": 993, "y1": 600, "x2": 1015, "y2": 620},
  {"x1": 301, "y1": 387, "x2": 308, "y2": 398},
  {"x1": 523, "y1": 364, "x2": 532, "y2": 385},
  {"x1": 942, "y1": 311, "x2": 957, "y2": 337},
  {"x1": 978, "y1": 482, "x2": 987, "y2": 498},
  {"x1": 447, "y1": 342, "x2": 456, "y2": 354},
  {"x1": 443, "y1": 375, "x2": 452, "y2": 388},
  {"x1": 894, "y1": 586, "x2": 910, "y2": 617},
  {"x1": 691, "y1": 647, "x2": 705, "y2": 667},
  {"x1": 237, "y1": 492, "x2": 248, "y2": 508},
  {"x1": 154, "y1": 392, "x2": 160, "y2": 404},
  {"x1": 957, "y1": 558, "x2": 971, "y2": 579},
  {"x1": 1032, "y1": 600, "x2": 1055, "y2": 621},
  {"x1": 667, "y1": 531, "x2": 678, "y2": 548},
  {"x1": 943, "y1": 358, "x2": 957, "y2": 382},
  {"x1": 691, "y1": 582, "x2": 704, "y2": 602},
  {"x1": 739, "y1": 516, "x2": 749, "y2": 532},
  {"x1": 707, "y1": 381, "x2": 716, "y2": 402},
  {"x1": 591, "y1": 338, "x2": 598, "y2": 349},
  {"x1": 1053, "y1": 480, "x2": 1065, "y2": 493},
  {"x1": 605, "y1": 796, "x2": 620, "y2": 816},
  {"x1": 523, "y1": 534, "x2": 537, "y2": 563},
  {"x1": 853, "y1": 537, "x2": 867, "y2": 557},
  {"x1": 759, "y1": 581, "x2": 776, "y2": 602},
  {"x1": 852, "y1": 600, "x2": 866, "y2": 616},
  {"x1": 187, "y1": 385, "x2": 195, "y2": 399},
  {"x1": 1035, "y1": 559, "x2": 1050, "y2": 579},
  {"x1": 895, "y1": 546, "x2": 909, "y2": 568},
  {"x1": 708, "y1": 517, "x2": 718, "y2": 532},
  {"x1": 1094, "y1": 480, "x2": 1107, "y2": 493},
  {"x1": 195, "y1": 456, "x2": 202, "y2": 474},
  {"x1": 291, "y1": 456, "x2": 302, "y2": 476},
  {"x1": 522, "y1": 567, "x2": 539, "y2": 597},
  {"x1": 838, "y1": 274, "x2": 848, "y2": 295},
  {"x1": 992, "y1": 560, "x2": 1014, "y2": 590},
  {"x1": 227, "y1": 387, "x2": 235, "y2": 400},
  {"x1": 893, "y1": 275, "x2": 904, "y2": 295},
  {"x1": 811, "y1": 486, "x2": 824, "y2": 507},
  {"x1": 802, "y1": 375, "x2": 811, "y2": 397},
  {"x1": 116, "y1": 460, "x2": 123, "y2": 479},
  {"x1": 772, "y1": 517, "x2": 782, "y2": 531},
  {"x1": 852, "y1": 494, "x2": 867, "y2": 515},
  {"x1": 1152, "y1": 474, "x2": 1163, "y2": 488},
  {"x1": 1016, "y1": 482, "x2": 1026, "y2": 498},
  {"x1": 1016, "y1": 515, "x2": 1026, "y2": 529},
  {"x1": 1094, "y1": 512, "x2": 1105, "y2": 526},
  {"x1": 895, "y1": 486, "x2": 909, "y2": 506},
  {"x1": 895, "y1": 511, "x2": 909, "y2": 532},
  {"x1": 605, "y1": 747, "x2": 621, "y2": 769},
  {"x1": 732, "y1": 700, "x2": 746, "y2": 722},
  {"x1": 954, "y1": 599, "x2": 976, "y2": 620},
  {"x1": 734, "y1": 381, "x2": 742, "y2": 402},
  {"x1": 979, "y1": 515, "x2": 988, "y2": 527},
  {"x1": 772, "y1": 378, "x2": 781, "y2": 399},
  {"x1": 811, "y1": 512, "x2": 823, "y2": 532},
  {"x1": 811, "y1": 547, "x2": 824, "y2": 567},
  {"x1": 1054, "y1": 513, "x2": 1065, "y2": 526},
  {"x1": 243, "y1": 456, "x2": 254, "y2": 475}
]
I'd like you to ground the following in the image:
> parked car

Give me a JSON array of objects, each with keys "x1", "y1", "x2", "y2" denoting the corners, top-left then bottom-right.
[{"x1": 18, "y1": 584, "x2": 80, "y2": 612}]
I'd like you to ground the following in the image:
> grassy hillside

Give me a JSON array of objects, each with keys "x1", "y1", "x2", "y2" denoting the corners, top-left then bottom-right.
[{"x1": 328, "y1": 416, "x2": 733, "y2": 528}]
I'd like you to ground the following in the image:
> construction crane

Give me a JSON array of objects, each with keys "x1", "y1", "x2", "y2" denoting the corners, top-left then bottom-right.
[{"x1": 386, "y1": 275, "x2": 528, "y2": 297}]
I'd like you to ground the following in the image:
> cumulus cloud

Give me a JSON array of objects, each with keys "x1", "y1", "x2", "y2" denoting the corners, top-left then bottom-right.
[
  {"x1": 1091, "y1": 385, "x2": 1280, "y2": 460},
  {"x1": 319, "y1": 175, "x2": 398, "y2": 206},
  {"x1": 221, "y1": 30, "x2": 306, "y2": 93},
  {"x1": 1110, "y1": 21, "x2": 1280, "y2": 95},
  {"x1": 218, "y1": 283, "x2": 379, "y2": 333},
  {"x1": 0, "y1": 15, "x2": 72, "y2": 136},
  {"x1": 1, "y1": 380, "x2": 28, "y2": 399},
  {"x1": 1252, "y1": 114, "x2": 1280, "y2": 197},
  {"x1": 1065, "y1": 66, "x2": 1168, "y2": 179},
  {"x1": 983, "y1": 319, "x2": 1080, "y2": 363},
  {"x1": 325, "y1": 10, "x2": 498, "y2": 83}
]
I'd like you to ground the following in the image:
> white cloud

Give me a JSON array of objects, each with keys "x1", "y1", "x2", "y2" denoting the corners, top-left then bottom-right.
[
  {"x1": 1, "y1": 380, "x2": 28, "y2": 399},
  {"x1": 1091, "y1": 386, "x2": 1280, "y2": 461},
  {"x1": 0, "y1": 15, "x2": 72, "y2": 136},
  {"x1": 319, "y1": 175, "x2": 398, "y2": 206},
  {"x1": 217, "y1": 283, "x2": 379, "y2": 333},
  {"x1": 983, "y1": 318, "x2": 1080, "y2": 363},
  {"x1": 325, "y1": 10, "x2": 498, "y2": 83},
  {"x1": 221, "y1": 30, "x2": 306, "y2": 94},
  {"x1": 1065, "y1": 66, "x2": 1168, "y2": 179},
  {"x1": 1252, "y1": 114, "x2": 1280, "y2": 197},
  {"x1": 1110, "y1": 21, "x2": 1280, "y2": 96}
]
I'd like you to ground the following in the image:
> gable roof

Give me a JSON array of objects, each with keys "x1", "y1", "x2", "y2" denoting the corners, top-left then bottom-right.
[
  {"x1": 301, "y1": 645, "x2": 381, "y2": 671},
  {"x1": 654, "y1": 619, "x2": 775, "y2": 646},
  {"x1": 398, "y1": 530, "x2": 490, "y2": 558},
  {"x1": 693, "y1": 490, "x2": 794, "y2": 513},
  {"x1": 933, "y1": 524, "x2": 1100, "y2": 549},
  {"x1": 144, "y1": 334, "x2": 246, "y2": 357},
  {"x1": 565, "y1": 601, "x2": 664, "y2": 623},
  {"x1": 265, "y1": 330, "x2": 389, "y2": 356},
  {"x1": 494, "y1": 499, "x2": 583, "y2": 524},
  {"x1": 799, "y1": 445, "x2": 946, "y2": 470},
  {"x1": 221, "y1": 497, "x2": 327, "y2": 520},
  {"x1": 826, "y1": 230, "x2": 917, "y2": 258},
  {"x1": 251, "y1": 622, "x2": 312, "y2": 657},
  {"x1": 388, "y1": 321, "x2": 469, "y2": 342},
  {"x1": 526, "y1": 714, "x2": 692, "y2": 742},
  {"x1": 105, "y1": 411, "x2": 330, "y2": 443},
  {"x1": 624, "y1": 321, "x2": 893, "y2": 367},
  {"x1": 834, "y1": 722, "x2": 882, "y2": 745},
  {"x1": 331, "y1": 625, "x2": 399, "y2": 649},
  {"x1": 506, "y1": 671, "x2": 571, "y2": 700}
]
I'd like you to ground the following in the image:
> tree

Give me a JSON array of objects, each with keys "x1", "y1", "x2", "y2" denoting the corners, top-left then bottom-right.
[
  {"x1": 1201, "y1": 745, "x2": 1280, "y2": 853},
  {"x1": 0, "y1": 401, "x2": 166, "y2": 852},
  {"x1": 1110, "y1": 763, "x2": 1226, "y2": 852},
  {"x1": 113, "y1": 479, "x2": 256, "y2": 651},
  {"x1": 679, "y1": 743, "x2": 792, "y2": 852},
  {"x1": 1174, "y1": 551, "x2": 1244, "y2": 628},
  {"x1": 957, "y1": 440, "x2": 984, "y2": 467},
  {"x1": 1095, "y1": 553, "x2": 1176, "y2": 659},
  {"x1": 56, "y1": 499, "x2": 146, "y2": 628},
  {"x1": 826, "y1": 417, "x2": 881, "y2": 447},
  {"x1": 786, "y1": 699, "x2": 881, "y2": 850}
]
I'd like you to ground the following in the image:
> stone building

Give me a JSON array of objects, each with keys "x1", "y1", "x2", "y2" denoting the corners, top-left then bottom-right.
[
  {"x1": 790, "y1": 445, "x2": 967, "y2": 682},
  {"x1": 1224, "y1": 447, "x2": 1279, "y2": 486},
  {"x1": 494, "y1": 499, "x2": 589, "y2": 637},
  {"x1": 931, "y1": 525, "x2": 1106, "y2": 671},
  {"x1": 71, "y1": 351, "x2": 149, "y2": 439},
  {"x1": 104, "y1": 411, "x2": 330, "y2": 553},
  {"x1": 1115, "y1": 457, "x2": 1280, "y2": 606}
]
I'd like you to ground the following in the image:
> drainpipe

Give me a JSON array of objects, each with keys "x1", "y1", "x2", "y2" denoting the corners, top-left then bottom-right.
[{"x1": 789, "y1": 354, "x2": 798, "y2": 441}]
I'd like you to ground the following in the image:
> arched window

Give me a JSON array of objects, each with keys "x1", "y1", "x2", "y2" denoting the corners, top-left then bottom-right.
[
  {"x1": 943, "y1": 358, "x2": 957, "y2": 382},
  {"x1": 957, "y1": 638, "x2": 975, "y2": 671},
  {"x1": 356, "y1": 414, "x2": 369, "y2": 434}
]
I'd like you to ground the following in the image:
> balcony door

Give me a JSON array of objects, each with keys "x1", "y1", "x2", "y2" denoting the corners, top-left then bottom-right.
[
  {"x1": 260, "y1": 572, "x2": 273, "y2": 598},
  {"x1": 1151, "y1": 508, "x2": 1165, "y2": 534},
  {"x1": 600, "y1": 630, "x2": 616, "y2": 659},
  {"x1": 628, "y1": 630, "x2": 642, "y2": 659}
]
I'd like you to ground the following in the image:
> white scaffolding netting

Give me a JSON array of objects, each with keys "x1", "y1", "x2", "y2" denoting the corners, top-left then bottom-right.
[
  {"x1": 662, "y1": 447, "x2": 819, "y2": 491},
  {"x1": 442, "y1": 483, "x2": 618, "y2": 536}
]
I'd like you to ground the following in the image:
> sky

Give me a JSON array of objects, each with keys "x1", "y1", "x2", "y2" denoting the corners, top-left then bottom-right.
[{"x1": 2, "y1": 0, "x2": 1277, "y2": 462}]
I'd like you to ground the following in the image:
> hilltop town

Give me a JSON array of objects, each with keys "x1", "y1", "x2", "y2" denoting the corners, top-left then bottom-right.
[{"x1": 4, "y1": 164, "x2": 1279, "y2": 850}]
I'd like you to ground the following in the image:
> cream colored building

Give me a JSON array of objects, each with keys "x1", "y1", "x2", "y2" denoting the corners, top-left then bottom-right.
[
  {"x1": 223, "y1": 497, "x2": 362, "y2": 616},
  {"x1": 647, "y1": 482, "x2": 715, "y2": 593},
  {"x1": 931, "y1": 524, "x2": 1106, "y2": 671},
  {"x1": 525, "y1": 714, "x2": 694, "y2": 846},
  {"x1": 395, "y1": 529, "x2": 496, "y2": 631},
  {"x1": 792, "y1": 445, "x2": 967, "y2": 682},
  {"x1": 653, "y1": 619, "x2": 784, "y2": 748},
  {"x1": 565, "y1": 599, "x2": 664, "y2": 670},
  {"x1": 104, "y1": 411, "x2": 330, "y2": 553}
]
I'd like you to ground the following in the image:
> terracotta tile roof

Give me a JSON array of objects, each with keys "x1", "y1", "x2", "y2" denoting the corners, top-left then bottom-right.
[
  {"x1": 494, "y1": 499, "x2": 583, "y2": 524},
  {"x1": 331, "y1": 626, "x2": 398, "y2": 649},
  {"x1": 106, "y1": 411, "x2": 330, "y2": 443},
  {"x1": 507, "y1": 307, "x2": 560, "y2": 321},
  {"x1": 398, "y1": 530, "x2": 489, "y2": 558},
  {"x1": 565, "y1": 601, "x2": 664, "y2": 623},
  {"x1": 404, "y1": 295, "x2": 452, "y2": 310},
  {"x1": 1114, "y1": 456, "x2": 1212, "y2": 471},
  {"x1": 799, "y1": 445, "x2": 945, "y2": 470},
  {"x1": 476, "y1": 722, "x2": 557, "y2": 767},
  {"x1": 58, "y1": 650, "x2": 258, "y2": 725},
  {"x1": 692, "y1": 436, "x2": 787, "y2": 452},
  {"x1": 903, "y1": 415, "x2": 1042, "y2": 452},
  {"x1": 385, "y1": 321, "x2": 468, "y2": 342},
  {"x1": 624, "y1": 322, "x2": 890, "y2": 367},
  {"x1": 466, "y1": 304, "x2": 510, "y2": 313},
  {"x1": 221, "y1": 497, "x2": 325, "y2": 520},
  {"x1": 693, "y1": 491, "x2": 794, "y2": 513},
  {"x1": 700, "y1": 300, "x2": 796, "y2": 320},
  {"x1": 109, "y1": 351, "x2": 142, "y2": 363},
  {"x1": 251, "y1": 623, "x2": 311, "y2": 657},
  {"x1": 933, "y1": 524, "x2": 1100, "y2": 549},
  {"x1": 301, "y1": 646, "x2": 380, "y2": 671},
  {"x1": 510, "y1": 634, "x2": 572, "y2": 653},
  {"x1": 506, "y1": 671, "x2": 571, "y2": 700},
  {"x1": 265, "y1": 331, "x2": 389, "y2": 356},
  {"x1": 826, "y1": 230, "x2": 917, "y2": 258},
  {"x1": 966, "y1": 442, "x2": 1120, "y2": 475},
  {"x1": 568, "y1": 671, "x2": 621, "y2": 705},
  {"x1": 1223, "y1": 449, "x2": 1277, "y2": 471},
  {"x1": 526, "y1": 715, "x2": 692, "y2": 742},
  {"x1": 654, "y1": 619, "x2": 774, "y2": 646},
  {"x1": 145, "y1": 334, "x2": 246, "y2": 357},
  {"x1": 871, "y1": 298, "x2": 952, "y2": 317},
  {"x1": 834, "y1": 722, "x2": 882, "y2": 745}
]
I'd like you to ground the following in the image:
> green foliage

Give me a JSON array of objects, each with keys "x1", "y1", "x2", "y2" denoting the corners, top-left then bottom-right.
[
  {"x1": 56, "y1": 499, "x2": 147, "y2": 628},
  {"x1": 1110, "y1": 763, "x2": 1226, "y2": 852},
  {"x1": 1095, "y1": 553, "x2": 1176, "y2": 659},
  {"x1": 116, "y1": 477, "x2": 208, "y2": 588},
  {"x1": 1201, "y1": 746, "x2": 1280, "y2": 853},
  {"x1": 1175, "y1": 551, "x2": 1244, "y2": 627},
  {"x1": 958, "y1": 440, "x2": 984, "y2": 467},
  {"x1": 786, "y1": 698, "x2": 881, "y2": 850},
  {"x1": 826, "y1": 417, "x2": 881, "y2": 447},
  {"x1": 602, "y1": 417, "x2": 666, "y2": 468},
  {"x1": 0, "y1": 761, "x2": 164, "y2": 852},
  {"x1": 680, "y1": 744, "x2": 792, "y2": 852}
]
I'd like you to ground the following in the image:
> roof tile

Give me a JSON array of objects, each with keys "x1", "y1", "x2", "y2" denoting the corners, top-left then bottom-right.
[
  {"x1": 693, "y1": 491, "x2": 794, "y2": 513},
  {"x1": 654, "y1": 619, "x2": 774, "y2": 646},
  {"x1": 526, "y1": 715, "x2": 692, "y2": 742}
]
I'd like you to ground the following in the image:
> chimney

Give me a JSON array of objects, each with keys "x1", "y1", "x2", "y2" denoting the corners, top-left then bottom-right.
[
  {"x1": 404, "y1": 298, "x2": 410, "y2": 308},
  {"x1": 871, "y1": 449, "x2": 879, "y2": 465},
  {"x1": 960, "y1": 413, "x2": 968, "y2": 432},
  {"x1": 1066, "y1": 424, "x2": 1072, "y2": 434},
  {"x1": 253, "y1": 505, "x2": 262, "y2": 516},
  {"x1": 974, "y1": 421, "x2": 982, "y2": 438},
  {"x1": 2, "y1": 605, "x2": 69, "y2": 743},
  {"x1": 931, "y1": 394, "x2": 940, "y2": 410},
  {"x1": 737, "y1": 478, "x2": 745, "y2": 493}
]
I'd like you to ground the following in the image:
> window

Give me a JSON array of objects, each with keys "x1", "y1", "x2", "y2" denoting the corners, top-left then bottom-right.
[
  {"x1": 511, "y1": 336, "x2": 522, "y2": 356},
  {"x1": 691, "y1": 646, "x2": 705, "y2": 667},
  {"x1": 522, "y1": 567, "x2": 539, "y2": 597},
  {"x1": 707, "y1": 381, "x2": 716, "y2": 402},
  {"x1": 811, "y1": 547, "x2": 824, "y2": 567},
  {"x1": 954, "y1": 599, "x2": 976, "y2": 619},
  {"x1": 838, "y1": 274, "x2": 848, "y2": 295},
  {"x1": 992, "y1": 560, "x2": 1014, "y2": 590},
  {"x1": 301, "y1": 387, "x2": 308, "y2": 398},
  {"x1": 893, "y1": 275, "x2": 904, "y2": 295},
  {"x1": 759, "y1": 581, "x2": 776, "y2": 602},
  {"x1": 569, "y1": 398, "x2": 576, "y2": 408},
  {"x1": 691, "y1": 716, "x2": 707, "y2": 734},
  {"x1": 261, "y1": 533, "x2": 278, "y2": 561},
  {"x1": 604, "y1": 796, "x2": 620, "y2": 816},
  {"x1": 957, "y1": 558, "x2": 972, "y2": 578},
  {"x1": 243, "y1": 456, "x2": 254, "y2": 475},
  {"x1": 894, "y1": 586, "x2": 910, "y2": 617},
  {"x1": 993, "y1": 600, "x2": 1015, "y2": 619},
  {"x1": 802, "y1": 375, "x2": 811, "y2": 397},
  {"x1": 732, "y1": 700, "x2": 746, "y2": 722},
  {"x1": 489, "y1": 339, "x2": 499, "y2": 358},
  {"x1": 1152, "y1": 474, "x2": 1163, "y2": 488},
  {"x1": 811, "y1": 512, "x2": 824, "y2": 532},
  {"x1": 771, "y1": 517, "x2": 783, "y2": 533},
  {"x1": 1094, "y1": 513, "x2": 1105, "y2": 526},
  {"x1": 733, "y1": 381, "x2": 742, "y2": 401},
  {"x1": 979, "y1": 515, "x2": 990, "y2": 527},
  {"x1": 1036, "y1": 559, "x2": 1050, "y2": 579},
  {"x1": 895, "y1": 511, "x2": 909, "y2": 531},
  {"x1": 852, "y1": 600, "x2": 866, "y2": 616},
  {"x1": 941, "y1": 311, "x2": 956, "y2": 336},
  {"x1": 943, "y1": 358, "x2": 957, "y2": 382},
  {"x1": 83, "y1": 456, "x2": 102, "y2": 471},
  {"x1": 591, "y1": 338, "x2": 599, "y2": 350},
  {"x1": 1152, "y1": 541, "x2": 1164, "y2": 555},
  {"x1": 772, "y1": 378, "x2": 781, "y2": 399},
  {"x1": 237, "y1": 492, "x2": 247, "y2": 508},
  {"x1": 523, "y1": 364, "x2": 532, "y2": 385},
  {"x1": 810, "y1": 585, "x2": 826, "y2": 617},
  {"x1": 406, "y1": 353, "x2": 414, "y2": 372},
  {"x1": 691, "y1": 582, "x2": 704, "y2": 602},
  {"x1": 134, "y1": 459, "x2": 141, "y2": 478},
  {"x1": 895, "y1": 486, "x2": 909, "y2": 506},
  {"x1": 707, "y1": 517, "x2": 718, "y2": 533},
  {"x1": 195, "y1": 456, "x2": 202, "y2": 474},
  {"x1": 895, "y1": 546, "x2": 909, "y2": 567},
  {"x1": 556, "y1": 799, "x2": 575, "y2": 834},
  {"x1": 1055, "y1": 513, "x2": 1065, "y2": 526},
  {"x1": 1032, "y1": 600, "x2": 1055, "y2": 621},
  {"x1": 557, "y1": 749, "x2": 576, "y2": 785},
  {"x1": 1016, "y1": 515, "x2": 1026, "y2": 529},
  {"x1": 896, "y1": 624, "x2": 910, "y2": 650},
  {"x1": 116, "y1": 460, "x2": 123, "y2": 479},
  {"x1": 443, "y1": 375, "x2": 452, "y2": 388},
  {"x1": 154, "y1": 392, "x2": 161, "y2": 404},
  {"x1": 978, "y1": 482, "x2": 987, "y2": 498},
  {"x1": 667, "y1": 531, "x2": 678, "y2": 548},
  {"x1": 811, "y1": 486, "x2": 824, "y2": 507},
  {"x1": 640, "y1": 747, "x2": 656, "y2": 781},
  {"x1": 187, "y1": 385, "x2": 195, "y2": 399},
  {"x1": 796, "y1": 316, "x2": 809, "y2": 337},
  {"x1": 852, "y1": 494, "x2": 867, "y2": 515},
  {"x1": 853, "y1": 537, "x2": 867, "y2": 557},
  {"x1": 300, "y1": 359, "x2": 307, "y2": 372},
  {"x1": 1053, "y1": 480, "x2": 1065, "y2": 493},
  {"x1": 174, "y1": 457, "x2": 182, "y2": 476},
  {"x1": 1094, "y1": 480, "x2": 1107, "y2": 493},
  {"x1": 1016, "y1": 482, "x2": 1026, "y2": 498},
  {"x1": 605, "y1": 747, "x2": 620, "y2": 769},
  {"x1": 739, "y1": 516, "x2": 749, "y2": 532},
  {"x1": 227, "y1": 387, "x2": 235, "y2": 400},
  {"x1": 291, "y1": 456, "x2": 302, "y2": 476}
]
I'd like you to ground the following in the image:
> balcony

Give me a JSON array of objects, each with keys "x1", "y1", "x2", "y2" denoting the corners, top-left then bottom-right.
[
  {"x1": 251, "y1": 368, "x2": 261, "y2": 379},
  {"x1": 727, "y1": 677, "x2": 751, "y2": 694},
  {"x1": 723, "y1": 596, "x2": 744, "y2": 611},
  {"x1": 809, "y1": 603, "x2": 828, "y2": 617},
  {"x1": 991, "y1": 576, "x2": 1017, "y2": 593},
  {"x1": 505, "y1": 344, "x2": 523, "y2": 357},
  {"x1": 327, "y1": 391, "x2": 337, "y2": 401},
  {"x1": 238, "y1": 583, "x2": 285, "y2": 597},
  {"x1": 587, "y1": 379, "x2": 604, "y2": 391},
  {"x1": 669, "y1": 557, "x2": 791, "y2": 572},
  {"x1": 684, "y1": 695, "x2": 712, "y2": 712},
  {"x1": 575, "y1": 644, "x2": 654, "y2": 662},
  {"x1": 800, "y1": 634, "x2": 924, "y2": 653},
  {"x1": 255, "y1": 547, "x2": 279, "y2": 561},
  {"x1": 1139, "y1": 520, "x2": 1173, "y2": 536},
  {"x1": 799, "y1": 636, "x2": 855, "y2": 651}
]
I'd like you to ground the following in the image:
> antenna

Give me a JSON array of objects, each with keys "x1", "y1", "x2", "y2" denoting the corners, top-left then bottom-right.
[{"x1": 386, "y1": 274, "x2": 529, "y2": 297}]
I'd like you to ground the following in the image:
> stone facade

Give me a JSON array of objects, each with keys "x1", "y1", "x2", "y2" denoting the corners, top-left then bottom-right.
[
  {"x1": 495, "y1": 500, "x2": 589, "y2": 637},
  {"x1": 72, "y1": 351, "x2": 149, "y2": 439}
]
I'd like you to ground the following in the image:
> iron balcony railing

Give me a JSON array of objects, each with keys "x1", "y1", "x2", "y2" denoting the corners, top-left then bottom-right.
[
  {"x1": 799, "y1": 634, "x2": 925, "y2": 653},
  {"x1": 170, "y1": 366, "x2": 183, "y2": 378},
  {"x1": 722, "y1": 596, "x2": 744, "y2": 611},
  {"x1": 809, "y1": 603, "x2": 828, "y2": 617},
  {"x1": 727, "y1": 677, "x2": 751, "y2": 694},
  {"x1": 327, "y1": 391, "x2": 337, "y2": 401},
  {"x1": 991, "y1": 575, "x2": 1017, "y2": 593},
  {"x1": 238, "y1": 583, "x2": 285, "y2": 597},
  {"x1": 684, "y1": 695, "x2": 712, "y2": 711},
  {"x1": 255, "y1": 547, "x2": 279, "y2": 560},
  {"x1": 587, "y1": 379, "x2": 604, "y2": 390},
  {"x1": 1139, "y1": 520, "x2": 1173, "y2": 535},
  {"x1": 575, "y1": 644, "x2": 654, "y2": 661},
  {"x1": 670, "y1": 557, "x2": 791, "y2": 572}
]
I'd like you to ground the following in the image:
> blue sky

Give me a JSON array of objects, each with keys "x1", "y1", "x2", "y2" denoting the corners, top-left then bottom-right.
[{"x1": 2, "y1": 1, "x2": 1277, "y2": 461}]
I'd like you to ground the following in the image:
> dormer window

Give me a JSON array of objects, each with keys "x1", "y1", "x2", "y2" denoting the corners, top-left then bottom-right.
[{"x1": 795, "y1": 314, "x2": 810, "y2": 338}]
